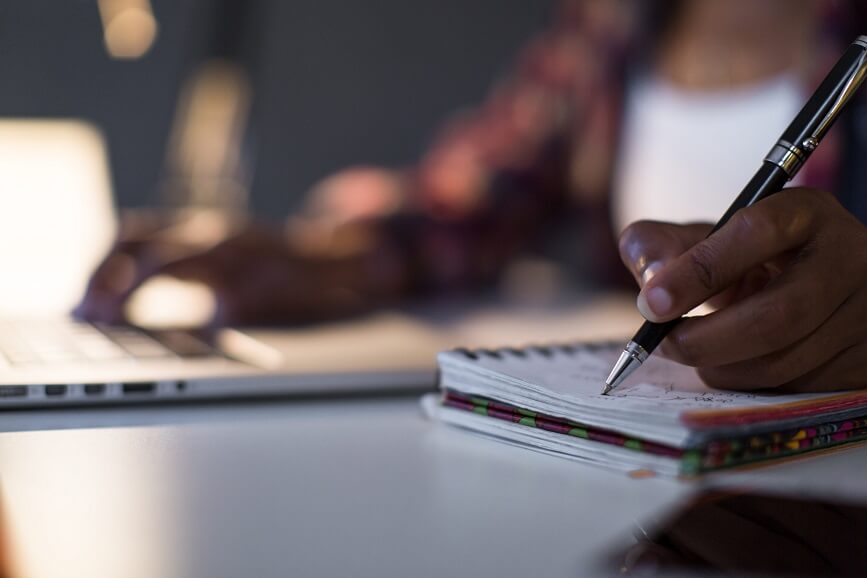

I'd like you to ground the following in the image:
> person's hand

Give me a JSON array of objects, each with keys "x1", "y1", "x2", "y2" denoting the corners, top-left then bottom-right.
[
  {"x1": 75, "y1": 217, "x2": 396, "y2": 328},
  {"x1": 618, "y1": 188, "x2": 867, "y2": 392}
]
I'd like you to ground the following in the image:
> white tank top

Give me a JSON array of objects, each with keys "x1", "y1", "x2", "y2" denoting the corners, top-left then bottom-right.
[{"x1": 612, "y1": 73, "x2": 804, "y2": 233}]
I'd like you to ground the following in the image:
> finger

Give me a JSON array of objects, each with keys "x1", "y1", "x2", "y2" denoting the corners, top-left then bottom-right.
[
  {"x1": 79, "y1": 241, "x2": 152, "y2": 298},
  {"x1": 75, "y1": 232, "x2": 199, "y2": 323},
  {"x1": 782, "y1": 340, "x2": 867, "y2": 392},
  {"x1": 77, "y1": 243, "x2": 232, "y2": 325},
  {"x1": 618, "y1": 221, "x2": 712, "y2": 286},
  {"x1": 636, "y1": 189, "x2": 825, "y2": 322},
  {"x1": 659, "y1": 246, "x2": 856, "y2": 368},
  {"x1": 705, "y1": 265, "x2": 774, "y2": 311},
  {"x1": 126, "y1": 231, "x2": 291, "y2": 327},
  {"x1": 685, "y1": 289, "x2": 867, "y2": 390},
  {"x1": 75, "y1": 242, "x2": 164, "y2": 323}
]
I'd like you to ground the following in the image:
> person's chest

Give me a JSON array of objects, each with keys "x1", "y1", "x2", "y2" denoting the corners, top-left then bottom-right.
[{"x1": 611, "y1": 72, "x2": 805, "y2": 232}]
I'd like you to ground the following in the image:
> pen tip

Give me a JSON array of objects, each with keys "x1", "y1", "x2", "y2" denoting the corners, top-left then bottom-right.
[{"x1": 602, "y1": 349, "x2": 643, "y2": 395}]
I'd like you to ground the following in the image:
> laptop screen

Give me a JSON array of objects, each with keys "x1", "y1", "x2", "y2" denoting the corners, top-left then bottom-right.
[{"x1": 0, "y1": 120, "x2": 116, "y2": 316}]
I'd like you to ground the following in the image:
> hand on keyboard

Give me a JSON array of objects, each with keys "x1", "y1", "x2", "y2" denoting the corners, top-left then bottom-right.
[{"x1": 74, "y1": 213, "x2": 402, "y2": 328}]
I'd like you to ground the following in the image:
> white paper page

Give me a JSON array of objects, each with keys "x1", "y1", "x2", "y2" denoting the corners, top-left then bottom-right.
[{"x1": 442, "y1": 344, "x2": 835, "y2": 414}]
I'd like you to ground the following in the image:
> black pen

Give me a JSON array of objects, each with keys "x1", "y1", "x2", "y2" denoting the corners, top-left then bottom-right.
[{"x1": 604, "y1": 35, "x2": 867, "y2": 395}]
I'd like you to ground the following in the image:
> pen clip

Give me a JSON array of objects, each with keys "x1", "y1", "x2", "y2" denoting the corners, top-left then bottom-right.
[{"x1": 804, "y1": 45, "x2": 867, "y2": 150}]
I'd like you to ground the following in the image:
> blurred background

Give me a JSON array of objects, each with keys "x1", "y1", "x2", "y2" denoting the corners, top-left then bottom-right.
[{"x1": 0, "y1": 0, "x2": 555, "y2": 217}]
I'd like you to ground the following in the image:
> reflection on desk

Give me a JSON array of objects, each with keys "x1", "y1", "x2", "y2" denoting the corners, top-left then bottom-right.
[
  {"x1": 0, "y1": 398, "x2": 865, "y2": 577},
  {"x1": 619, "y1": 489, "x2": 867, "y2": 576}
]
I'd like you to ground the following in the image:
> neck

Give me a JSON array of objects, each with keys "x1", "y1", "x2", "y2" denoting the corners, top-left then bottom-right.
[{"x1": 657, "y1": 1, "x2": 816, "y2": 91}]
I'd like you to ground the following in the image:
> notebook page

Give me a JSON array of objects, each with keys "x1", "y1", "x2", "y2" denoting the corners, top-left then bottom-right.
[
  {"x1": 438, "y1": 343, "x2": 860, "y2": 447},
  {"x1": 435, "y1": 340, "x2": 867, "y2": 471},
  {"x1": 445, "y1": 344, "x2": 835, "y2": 413},
  {"x1": 439, "y1": 341, "x2": 867, "y2": 453}
]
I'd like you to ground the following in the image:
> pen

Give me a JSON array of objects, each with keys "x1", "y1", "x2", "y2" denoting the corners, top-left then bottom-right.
[{"x1": 603, "y1": 35, "x2": 867, "y2": 395}]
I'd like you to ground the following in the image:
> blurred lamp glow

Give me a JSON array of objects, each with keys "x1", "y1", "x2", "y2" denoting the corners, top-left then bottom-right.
[{"x1": 98, "y1": 0, "x2": 158, "y2": 59}]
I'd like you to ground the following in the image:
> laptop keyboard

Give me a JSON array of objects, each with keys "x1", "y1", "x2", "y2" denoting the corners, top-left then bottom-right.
[{"x1": 0, "y1": 320, "x2": 219, "y2": 367}]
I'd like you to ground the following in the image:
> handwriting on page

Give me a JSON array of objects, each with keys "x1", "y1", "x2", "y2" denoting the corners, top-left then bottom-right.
[
  {"x1": 612, "y1": 357, "x2": 762, "y2": 406},
  {"x1": 534, "y1": 347, "x2": 787, "y2": 409},
  {"x1": 610, "y1": 382, "x2": 760, "y2": 407}
]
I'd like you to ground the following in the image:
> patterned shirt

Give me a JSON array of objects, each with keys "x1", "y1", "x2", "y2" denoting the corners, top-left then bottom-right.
[{"x1": 308, "y1": 0, "x2": 867, "y2": 296}]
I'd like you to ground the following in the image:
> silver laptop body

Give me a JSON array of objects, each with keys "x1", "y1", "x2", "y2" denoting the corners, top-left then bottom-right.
[{"x1": 0, "y1": 120, "x2": 436, "y2": 407}]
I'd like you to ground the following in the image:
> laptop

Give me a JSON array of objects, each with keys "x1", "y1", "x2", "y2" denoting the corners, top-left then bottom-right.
[{"x1": 0, "y1": 120, "x2": 439, "y2": 407}]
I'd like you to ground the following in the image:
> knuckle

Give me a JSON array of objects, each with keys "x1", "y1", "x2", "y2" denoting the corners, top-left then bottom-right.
[
  {"x1": 735, "y1": 204, "x2": 811, "y2": 248},
  {"x1": 782, "y1": 204, "x2": 815, "y2": 239},
  {"x1": 667, "y1": 330, "x2": 705, "y2": 367},
  {"x1": 747, "y1": 298, "x2": 797, "y2": 349},
  {"x1": 788, "y1": 240, "x2": 817, "y2": 267},
  {"x1": 735, "y1": 207, "x2": 782, "y2": 247},
  {"x1": 731, "y1": 208, "x2": 771, "y2": 240},
  {"x1": 687, "y1": 242, "x2": 720, "y2": 292}
]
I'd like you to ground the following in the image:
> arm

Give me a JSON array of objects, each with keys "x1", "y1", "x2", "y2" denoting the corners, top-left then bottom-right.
[{"x1": 78, "y1": 0, "x2": 637, "y2": 326}]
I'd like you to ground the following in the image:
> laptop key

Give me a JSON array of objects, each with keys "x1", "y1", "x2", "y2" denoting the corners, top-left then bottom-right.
[
  {"x1": 148, "y1": 330, "x2": 217, "y2": 358},
  {"x1": 113, "y1": 338, "x2": 175, "y2": 359},
  {"x1": 96, "y1": 326, "x2": 176, "y2": 359},
  {"x1": 0, "y1": 321, "x2": 224, "y2": 367}
]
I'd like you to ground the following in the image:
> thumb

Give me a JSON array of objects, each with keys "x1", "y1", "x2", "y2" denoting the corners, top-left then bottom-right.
[{"x1": 618, "y1": 221, "x2": 712, "y2": 287}]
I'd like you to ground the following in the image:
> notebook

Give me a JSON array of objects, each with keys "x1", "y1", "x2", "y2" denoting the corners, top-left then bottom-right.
[{"x1": 423, "y1": 342, "x2": 867, "y2": 476}]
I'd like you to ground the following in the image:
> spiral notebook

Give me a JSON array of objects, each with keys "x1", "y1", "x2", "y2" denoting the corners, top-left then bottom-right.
[{"x1": 424, "y1": 342, "x2": 867, "y2": 476}]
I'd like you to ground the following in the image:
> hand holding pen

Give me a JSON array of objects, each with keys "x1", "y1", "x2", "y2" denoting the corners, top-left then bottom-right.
[{"x1": 605, "y1": 36, "x2": 867, "y2": 394}]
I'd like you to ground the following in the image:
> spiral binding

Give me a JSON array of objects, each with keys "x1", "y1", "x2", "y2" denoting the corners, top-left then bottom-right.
[{"x1": 452, "y1": 340, "x2": 621, "y2": 362}]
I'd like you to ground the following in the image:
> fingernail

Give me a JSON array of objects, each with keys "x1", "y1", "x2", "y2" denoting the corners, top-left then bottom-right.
[{"x1": 637, "y1": 286, "x2": 673, "y2": 320}]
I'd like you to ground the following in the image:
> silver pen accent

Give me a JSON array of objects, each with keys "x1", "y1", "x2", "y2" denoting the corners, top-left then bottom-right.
[
  {"x1": 602, "y1": 341, "x2": 647, "y2": 395},
  {"x1": 765, "y1": 46, "x2": 867, "y2": 178}
]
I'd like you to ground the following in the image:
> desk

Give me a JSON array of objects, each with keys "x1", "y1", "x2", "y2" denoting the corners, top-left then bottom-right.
[{"x1": 0, "y1": 398, "x2": 865, "y2": 577}]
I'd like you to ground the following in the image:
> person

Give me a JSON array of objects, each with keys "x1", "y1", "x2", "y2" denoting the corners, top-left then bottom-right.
[{"x1": 76, "y1": 0, "x2": 867, "y2": 392}]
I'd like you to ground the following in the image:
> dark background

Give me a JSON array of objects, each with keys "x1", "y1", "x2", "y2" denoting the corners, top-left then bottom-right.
[{"x1": 0, "y1": 0, "x2": 556, "y2": 217}]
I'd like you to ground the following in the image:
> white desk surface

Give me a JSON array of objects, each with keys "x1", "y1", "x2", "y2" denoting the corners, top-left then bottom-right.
[{"x1": 0, "y1": 397, "x2": 865, "y2": 578}]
